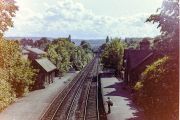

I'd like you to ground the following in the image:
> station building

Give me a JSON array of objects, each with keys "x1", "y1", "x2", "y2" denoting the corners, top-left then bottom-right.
[{"x1": 22, "y1": 46, "x2": 57, "y2": 89}]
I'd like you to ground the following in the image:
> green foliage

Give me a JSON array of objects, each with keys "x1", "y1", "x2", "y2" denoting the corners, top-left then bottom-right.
[
  {"x1": 0, "y1": 69, "x2": 15, "y2": 111},
  {"x1": 0, "y1": 39, "x2": 37, "y2": 110},
  {"x1": 9, "y1": 60, "x2": 37, "y2": 97},
  {"x1": 106, "y1": 36, "x2": 110, "y2": 43},
  {"x1": 47, "y1": 41, "x2": 70, "y2": 74},
  {"x1": 146, "y1": 0, "x2": 179, "y2": 36},
  {"x1": 47, "y1": 39, "x2": 92, "y2": 74},
  {"x1": 0, "y1": 40, "x2": 37, "y2": 97},
  {"x1": 34, "y1": 37, "x2": 50, "y2": 49},
  {"x1": 123, "y1": 38, "x2": 139, "y2": 49},
  {"x1": 71, "y1": 46, "x2": 91, "y2": 70},
  {"x1": 134, "y1": 56, "x2": 178, "y2": 120},
  {"x1": 80, "y1": 40, "x2": 92, "y2": 53},
  {"x1": 147, "y1": 0, "x2": 179, "y2": 52},
  {"x1": 101, "y1": 38, "x2": 124, "y2": 71}
]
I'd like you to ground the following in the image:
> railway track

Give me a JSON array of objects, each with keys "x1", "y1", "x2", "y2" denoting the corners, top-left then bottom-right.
[{"x1": 40, "y1": 56, "x2": 100, "y2": 120}]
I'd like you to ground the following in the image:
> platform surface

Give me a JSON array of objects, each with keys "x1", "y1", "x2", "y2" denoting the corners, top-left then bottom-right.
[{"x1": 101, "y1": 77, "x2": 144, "y2": 120}]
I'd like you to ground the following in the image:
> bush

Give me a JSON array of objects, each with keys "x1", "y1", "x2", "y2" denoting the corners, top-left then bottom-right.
[
  {"x1": 134, "y1": 56, "x2": 178, "y2": 120},
  {"x1": 10, "y1": 60, "x2": 37, "y2": 97},
  {"x1": 0, "y1": 70, "x2": 15, "y2": 111}
]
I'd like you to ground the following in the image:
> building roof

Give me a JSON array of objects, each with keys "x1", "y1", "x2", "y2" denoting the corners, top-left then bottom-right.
[
  {"x1": 35, "y1": 58, "x2": 56, "y2": 72},
  {"x1": 124, "y1": 49, "x2": 153, "y2": 71},
  {"x1": 25, "y1": 46, "x2": 46, "y2": 55}
]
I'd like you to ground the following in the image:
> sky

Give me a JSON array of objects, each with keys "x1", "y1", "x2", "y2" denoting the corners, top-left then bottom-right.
[{"x1": 5, "y1": 0, "x2": 163, "y2": 39}]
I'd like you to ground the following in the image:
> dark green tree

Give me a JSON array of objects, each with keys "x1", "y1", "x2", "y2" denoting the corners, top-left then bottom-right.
[
  {"x1": 80, "y1": 40, "x2": 92, "y2": 53},
  {"x1": 106, "y1": 36, "x2": 109, "y2": 43},
  {"x1": 68, "y1": 34, "x2": 71, "y2": 42}
]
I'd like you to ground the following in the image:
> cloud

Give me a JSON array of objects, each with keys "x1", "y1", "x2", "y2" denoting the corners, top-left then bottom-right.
[{"x1": 5, "y1": 0, "x2": 160, "y2": 38}]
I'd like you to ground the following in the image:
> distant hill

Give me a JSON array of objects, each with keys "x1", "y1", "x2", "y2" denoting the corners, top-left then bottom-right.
[
  {"x1": 124, "y1": 37, "x2": 153, "y2": 41},
  {"x1": 72, "y1": 39, "x2": 106, "y2": 48},
  {"x1": 5, "y1": 37, "x2": 54, "y2": 41}
]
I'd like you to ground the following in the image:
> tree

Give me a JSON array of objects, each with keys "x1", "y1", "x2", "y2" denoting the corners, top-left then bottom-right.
[
  {"x1": 146, "y1": 0, "x2": 179, "y2": 52},
  {"x1": 68, "y1": 34, "x2": 71, "y2": 42},
  {"x1": 47, "y1": 39, "x2": 92, "y2": 74},
  {"x1": 47, "y1": 43, "x2": 70, "y2": 74},
  {"x1": 133, "y1": 1, "x2": 179, "y2": 119},
  {"x1": 0, "y1": 40, "x2": 37, "y2": 97},
  {"x1": 0, "y1": 0, "x2": 18, "y2": 37},
  {"x1": 101, "y1": 38, "x2": 124, "y2": 72},
  {"x1": 106, "y1": 36, "x2": 109, "y2": 43},
  {"x1": 71, "y1": 46, "x2": 91, "y2": 70},
  {"x1": 80, "y1": 40, "x2": 92, "y2": 53}
]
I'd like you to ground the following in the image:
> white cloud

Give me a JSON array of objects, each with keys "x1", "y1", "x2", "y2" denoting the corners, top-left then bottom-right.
[{"x1": 5, "y1": 0, "x2": 160, "y2": 39}]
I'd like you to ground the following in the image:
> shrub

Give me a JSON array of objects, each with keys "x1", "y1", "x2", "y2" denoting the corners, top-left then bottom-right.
[
  {"x1": 0, "y1": 70, "x2": 15, "y2": 111},
  {"x1": 134, "y1": 56, "x2": 178, "y2": 120}
]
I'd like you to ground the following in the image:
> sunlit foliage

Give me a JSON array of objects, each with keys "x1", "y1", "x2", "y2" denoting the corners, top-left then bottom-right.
[
  {"x1": 101, "y1": 38, "x2": 124, "y2": 71},
  {"x1": 47, "y1": 39, "x2": 92, "y2": 74},
  {"x1": 0, "y1": 0, "x2": 18, "y2": 37},
  {"x1": 134, "y1": 56, "x2": 178, "y2": 120},
  {"x1": 0, "y1": 39, "x2": 37, "y2": 110}
]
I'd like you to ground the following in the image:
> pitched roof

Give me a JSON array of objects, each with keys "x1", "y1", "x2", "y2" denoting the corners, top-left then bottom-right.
[
  {"x1": 25, "y1": 46, "x2": 46, "y2": 55},
  {"x1": 35, "y1": 58, "x2": 56, "y2": 72},
  {"x1": 124, "y1": 49, "x2": 153, "y2": 71}
]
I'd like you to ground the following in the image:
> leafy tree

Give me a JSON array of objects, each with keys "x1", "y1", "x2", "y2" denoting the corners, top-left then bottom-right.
[
  {"x1": 0, "y1": 0, "x2": 37, "y2": 110},
  {"x1": 0, "y1": 39, "x2": 36, "y2": 97},
  {"x1": 47, "y1": 44, "x2": 70, "y2": 74},
  {"x1": 47, "y1": 39, "x2": 92, "y2": 74},
  {"x1": 71, "y1": 46, "x2": 91, "y2": 70},
  {"x1": 0, "y1": 40, "x2": 37, "y2": 97},
  {"x1": 133, "y1": 1, "x2": 179, "y2": 119},
  {"x1": 146, "y1": 0, "x2": 179, "y2": 52},
  {"x1": 0, "y1": 0, "x2": 18, "y2": 37},
  {"x1": 80, "y1": 40, "x2": 92, "y2": 53},
  {"x1": 101, "y1": 38, "x2": 124, "y2": 71},
  {"x1": 34, "y1": 37, "x2": 50, "y2": 49}
]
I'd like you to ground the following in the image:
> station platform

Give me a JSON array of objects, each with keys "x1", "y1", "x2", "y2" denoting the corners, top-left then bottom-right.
[
  {"x1": 0, "y1": 72, "x2": 78, "y2": 120},
  {"x1": 101, "y1": 76, "x2": 144, "y2": 120}
]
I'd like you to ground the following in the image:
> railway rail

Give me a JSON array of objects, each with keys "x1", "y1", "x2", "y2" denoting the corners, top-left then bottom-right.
[{"x1": 40, "y1": 55, "x2": 100, "y2": 120}]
